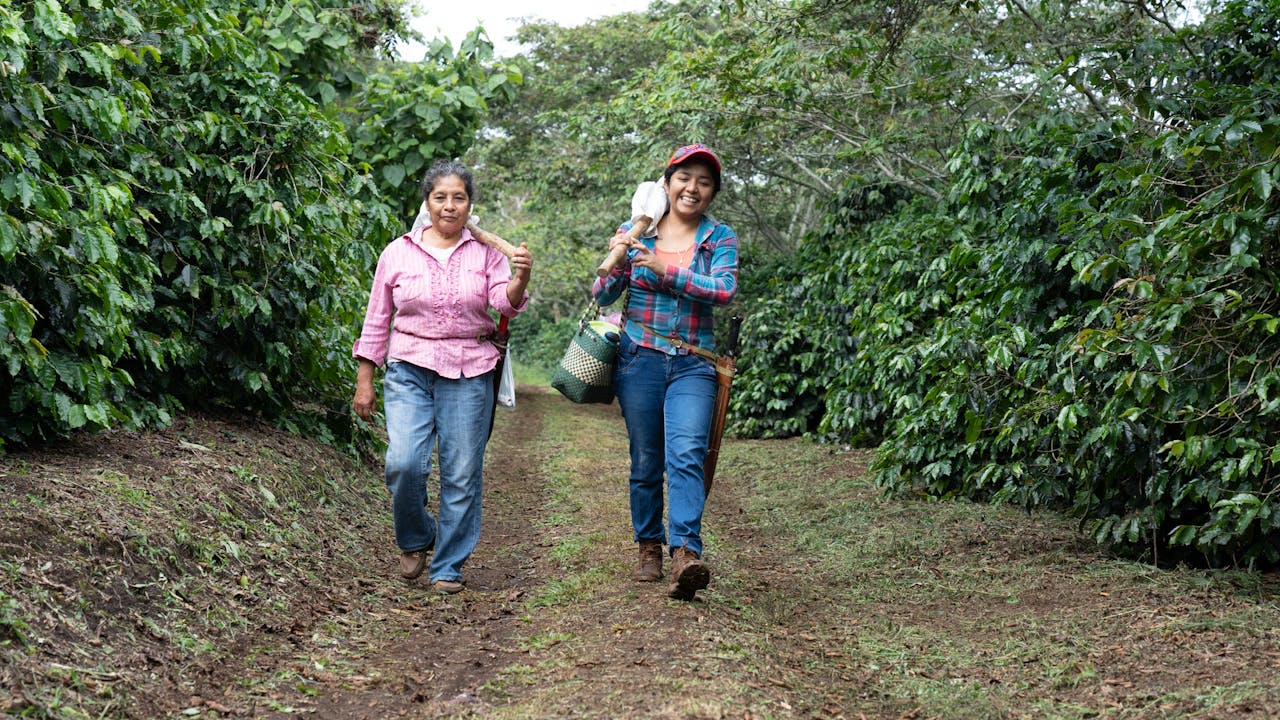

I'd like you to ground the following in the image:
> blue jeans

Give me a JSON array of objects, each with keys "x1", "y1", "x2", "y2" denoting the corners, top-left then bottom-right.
[
  {"x1": 383, "y1": 361, "x2": 493, "y2": 583},
  {"x1": 614, "y1": 334, "x2": 717, "y2": 557}
]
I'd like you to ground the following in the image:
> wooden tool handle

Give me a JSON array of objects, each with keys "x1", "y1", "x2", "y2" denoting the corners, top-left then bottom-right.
[
  {"x1": 465, "y1": 222, "x2": 518, "y2": 259},
  {"x1": 595, "y1": 215, "x2": 652, "y2": 278}
]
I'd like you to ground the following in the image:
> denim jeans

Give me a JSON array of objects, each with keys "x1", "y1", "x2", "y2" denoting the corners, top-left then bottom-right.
[
  {"x1": 383, "y1": 361, "x2": 493, "y2": 583},
  {"x1": 614, "y1": 334, "x2": 717, "y2": 557}
]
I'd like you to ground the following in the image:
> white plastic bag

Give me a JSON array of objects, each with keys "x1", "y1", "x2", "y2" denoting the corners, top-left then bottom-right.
[
  {"x1": 410, "y1": 201, "x2": 429, "y2": 232},
  {"x1": 497, "y1": 347, "x2": 515, "y2": 408},
  {"x1": 631, "y1": 179, "x2": 668, "y2": 235}
]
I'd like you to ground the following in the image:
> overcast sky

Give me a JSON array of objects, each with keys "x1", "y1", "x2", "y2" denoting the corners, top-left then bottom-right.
[{"x1": 398, "y1": 0, "x2": 654, "y2": 59}]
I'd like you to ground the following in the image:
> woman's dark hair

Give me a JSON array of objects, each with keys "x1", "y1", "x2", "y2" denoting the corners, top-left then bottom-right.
[
  {"x1": 421, "y1": 160, "x2": 475, "y2": 202},
  {"x1": 663, "y1": 157, "x2": 721, "y2": 194}
]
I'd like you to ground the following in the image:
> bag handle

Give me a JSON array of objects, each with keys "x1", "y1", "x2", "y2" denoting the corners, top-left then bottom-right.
[{"x1": 578, "y1": 300, "x2": 600, "y2": 331}]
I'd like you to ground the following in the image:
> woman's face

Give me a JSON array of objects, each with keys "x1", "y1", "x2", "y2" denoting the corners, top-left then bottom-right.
[
  {"x1": 665, "y1": 161, "x2": 717, "y2": 220},
  {"x1": 425, "y1": 175, "x2": 471, "y2": 237}
]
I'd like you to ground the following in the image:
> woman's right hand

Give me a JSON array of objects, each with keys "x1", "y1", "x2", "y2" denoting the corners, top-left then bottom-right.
[
  {"x1": 608, "y1": 230, "x2": 632, "y2": 252},
  {"x1": 353, "y1": 359, "x2": 377, "y2": 422},
  {"x1": 353, "y1": 385, "x2": 375, "y2": 422}
]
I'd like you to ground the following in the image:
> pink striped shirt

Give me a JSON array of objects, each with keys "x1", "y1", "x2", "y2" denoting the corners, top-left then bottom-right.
[{"x1": 353, "y1": 226, "x2": 528, "y2": 378}]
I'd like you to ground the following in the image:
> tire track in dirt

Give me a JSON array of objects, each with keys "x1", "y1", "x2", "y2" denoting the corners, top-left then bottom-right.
[
  {"x1": 420, "y1": 388, "x2": 852, "y2": 718},
  {"x1": 213, "y1": 386, "x2": 858, "y2": 719},
  {"x1": 217, "y1": 388, "x2": 561, "y2": 718},
  {"x1": 12, "y1": 387, "x2": 1280, "y2": 718}
]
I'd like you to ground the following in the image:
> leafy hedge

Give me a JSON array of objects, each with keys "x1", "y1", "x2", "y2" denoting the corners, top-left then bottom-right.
[
  {"x1": 733, "y1": 1, "x2": 1280, "y2": 566},
  {"x1": 0, "y1": 0, "x2": 517, "y2": 449}
]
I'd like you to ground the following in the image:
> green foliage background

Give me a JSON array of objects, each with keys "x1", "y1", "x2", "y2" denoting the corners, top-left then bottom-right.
[
  {"x1": 716, "y1": 0, "x2": 1280, "y2": 567},
  {"x1": 0, "y1": 0, "x2": 517, "y2": 447},
  {"x1": 470, "y1": 0, "x2": 1280, "y2": 567},
  {"x1": 6, "y1": 0, "x2": 1280, "y2": 567}
]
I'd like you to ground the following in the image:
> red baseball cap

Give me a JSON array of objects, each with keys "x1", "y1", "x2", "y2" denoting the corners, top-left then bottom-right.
[{"x1": 667, "y1": 143, "x2": 722, "y2": 174}]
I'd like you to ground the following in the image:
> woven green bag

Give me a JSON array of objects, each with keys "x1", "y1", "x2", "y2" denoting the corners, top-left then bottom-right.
[{"x1": 551, "y1": 308, "x2": 620, "y2": 404}]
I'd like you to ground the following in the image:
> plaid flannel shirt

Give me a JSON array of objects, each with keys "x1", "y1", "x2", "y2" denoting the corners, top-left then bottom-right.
[{"x1": 592, "y1": 213, "x2": 738, "y2": 355}]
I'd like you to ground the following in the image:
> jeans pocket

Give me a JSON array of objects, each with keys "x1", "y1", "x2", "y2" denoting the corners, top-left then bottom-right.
[
  {"x1": 615, "y1": 349, "x2": 636, "y2": 380},
  {"x1": 615, "y1": 334, "x2": 640, "y2": 375}
]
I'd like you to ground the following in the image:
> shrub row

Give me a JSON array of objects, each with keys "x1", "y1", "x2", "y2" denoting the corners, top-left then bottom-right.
[
  {"x1": 0, "y1": 0, "x2": 516, "y2": 449},
  {"x1": 733, "y1": 2, "x2": 1280, "y2": 566}
]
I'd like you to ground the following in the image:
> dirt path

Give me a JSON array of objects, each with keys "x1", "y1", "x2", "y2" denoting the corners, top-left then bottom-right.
[
  {"x1": 216, "y1": 386, "x2": 1280, "y2": 720},
  {"x1": 208, "y1": 387, "x2": 845, "y2": 718},
  {"x1": 5, "y1": 385, "x2": 1280, "y2": 719},
  {"x1": 180, "y1": 388, "x2": 556, "y2": 718}
]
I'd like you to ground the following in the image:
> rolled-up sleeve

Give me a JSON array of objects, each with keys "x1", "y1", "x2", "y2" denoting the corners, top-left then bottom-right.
[
  {"x1": 485, "y1": 245, "x2": 528, "y2": 316},
  {"x1": 593, "y1": 223, "x2": 635, "y2": 306}
]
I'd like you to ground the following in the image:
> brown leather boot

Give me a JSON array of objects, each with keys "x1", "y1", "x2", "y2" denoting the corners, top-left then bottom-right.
[
  {"x1": 668, "y1": 547, "x2": 710, "y2": 600},
  {"x1": 635, "y1": 540, "x2": 664, "y2": 582}
]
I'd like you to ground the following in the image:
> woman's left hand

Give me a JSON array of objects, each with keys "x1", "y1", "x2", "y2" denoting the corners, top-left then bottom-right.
[
  {"x1": 510, "y1": 243, "x2": 533, "y2": 281},
  {"x1": 626, "y1": 240, "x2": 668, "y2": 277},
  {"x1": 507, "y1": 243, "x2": 533, "y2": 306}
]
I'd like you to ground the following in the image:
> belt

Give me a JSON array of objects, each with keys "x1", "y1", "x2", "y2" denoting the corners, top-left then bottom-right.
[
  {"x1": 394, "y1": 325, "x2": 504, "y2": 347},
  {"x1": 631, "y1": 321, "x2": 731, "y2": 376}
]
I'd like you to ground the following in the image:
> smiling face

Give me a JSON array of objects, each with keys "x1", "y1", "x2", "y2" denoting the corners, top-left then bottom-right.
[
  {"x1": 425, "y1": 174, "x2": 471, "y2": 238},
  {"x1": 664, "y1": 160, "x2": 718, "y2": 220}
]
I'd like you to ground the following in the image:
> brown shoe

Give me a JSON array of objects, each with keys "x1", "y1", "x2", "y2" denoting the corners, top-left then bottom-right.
[
  {"x1": 399, "y1": 549, "x2": 430, "y2": 579},
  {"x1": 432, "y1": 579, "x2": 464, "y2": 594},
  {"x1": 635, "y1": 540, "x2": 664, "y2": 582},
  {"x1": 668, "y1": 547, "x2": 709, "y2": 600}
]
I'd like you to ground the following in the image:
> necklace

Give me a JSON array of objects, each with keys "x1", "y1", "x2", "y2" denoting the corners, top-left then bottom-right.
[
  {"x1": 657, "y1": 237, "x2": 695, "y2": 267},
  {"x1": 674, "y1": 242, "x2": 694, "y2": 266}
]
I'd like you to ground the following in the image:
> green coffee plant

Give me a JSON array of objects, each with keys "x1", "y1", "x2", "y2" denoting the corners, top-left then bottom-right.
[
  {"x1": 734, "y1": 0, "x2": 1280, "y2": 566},
  {"x1": 0, "y1": 0, "x2": 516, "y2": 450}
]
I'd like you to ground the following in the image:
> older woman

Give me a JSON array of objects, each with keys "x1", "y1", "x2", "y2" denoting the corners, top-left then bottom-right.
[
  {"x1": 353, "y1": 159, "x2": 532, "y2": 594},
  {"x1": 593, "y1": 143, "x2": 739, "y2": 601}
]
